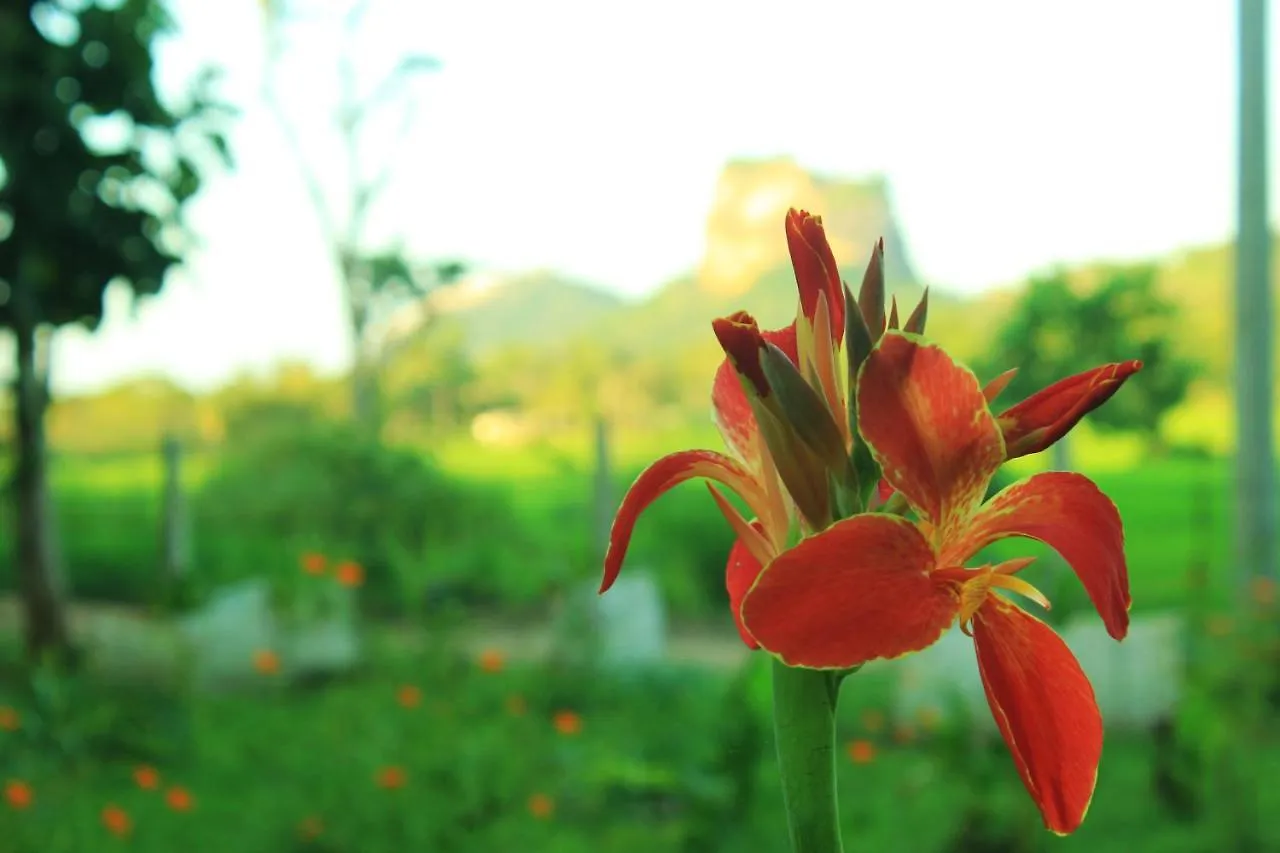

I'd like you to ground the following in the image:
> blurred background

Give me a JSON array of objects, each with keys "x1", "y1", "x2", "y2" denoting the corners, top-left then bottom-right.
[{"x1": 1, "y1": 0, "x2": 1278, "y2": 850}]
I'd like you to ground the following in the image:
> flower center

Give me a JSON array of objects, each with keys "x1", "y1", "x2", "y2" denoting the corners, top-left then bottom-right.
[{"x1": 935, "y1": 557, "x2": 1048, "y2": 636}]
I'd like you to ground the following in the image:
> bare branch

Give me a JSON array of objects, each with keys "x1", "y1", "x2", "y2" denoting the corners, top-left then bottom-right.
[{"x1": 261, "y1": 16, "x2": 341, "y2": 250}]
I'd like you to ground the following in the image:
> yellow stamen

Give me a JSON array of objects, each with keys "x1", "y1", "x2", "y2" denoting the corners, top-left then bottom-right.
[
  {"x1": 944, "y1": 558, "x2": 1050, "y2": 635},
  {"x1": 989, "y1": 573, "x2": 1051, "y2": 611},
  {"x1": 705, "y1": 483, "x2": 776, "y2": 567}
]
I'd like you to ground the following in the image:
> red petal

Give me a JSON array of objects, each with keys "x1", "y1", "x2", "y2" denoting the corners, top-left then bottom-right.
[
  {"x1": 785, "y1": 209, "x2": 845, "y2": 343},
  {"x1": 856, "y1": 333, "x2": 1005, "y2": 534},
  {"x1": 725, "y1": 525, "x2": 767, "y2": 649},
  {"x1": 713, "y1": 311, "x2": 770, "y2": 396},
  {"x1": 741, "y1": 514, "x2": 958, "y2": 668},
  {"x1": 943, "y1": 472, "x2": 1130, "y2": 639},
  {"x1": 602, "y1": 450, "x2": 761, "y2": 594},
  {"x1": 997, "y1": 361, "x2": 1143, "y2": 459},
  {"x1": 972, "y1": 599, "x2": 1103, "y2": 835},
  {"x1": 712, "y1": 324, "x2": 798, "y2": 463},
  {"x1": 982, "y1": 368, "x2": 1018, "y2": 404}
]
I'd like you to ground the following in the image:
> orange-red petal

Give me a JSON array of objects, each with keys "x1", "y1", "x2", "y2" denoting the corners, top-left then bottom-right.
[
  {"x1": 972, "y1": 598, "x2": 1103, "y2": 835},
  {"x1": 602, "y1": 450, "x2": 761, "y2": 594},
  {"x1": 712, "y1": 324, "x2": 798, "y2": 464},
  {"x1": 997, "y1": 361, "x2": 1143, "y2": 459},
  {"x1": 856, "y1": 333, "x2": 1005, "y2": 534},
  {"x1": 741, "y1": 514, "x2": 959, "y2": 668},
  {"x1": 785, "y1": 209, "x2": 845, "y2": 343},
  {"x1": 941, "y1": 472, "x2": 1130, "y2": 640},
  {"x1": 713, "y1": 312, "x2": 770, "y2": 396},
  {"x1": 725, "y1": 524, "x2": 767, "y2": 649}
]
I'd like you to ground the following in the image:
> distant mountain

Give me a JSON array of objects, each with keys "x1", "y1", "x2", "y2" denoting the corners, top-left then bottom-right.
[
  {"x1": 698, "y1": 157, "x2": 919, "y2": 298},
  {"x1": 423, "y1": 270, "x2": 627, "y2": 357},
  {"x1": 428, "y1": 158, "x2": 931, "y2": 358}
]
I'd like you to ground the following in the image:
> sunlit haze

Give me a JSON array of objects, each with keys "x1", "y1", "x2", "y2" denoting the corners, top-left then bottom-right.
[{"x1": 45, "y1": 0, "x2": 1279, "y2": 394}]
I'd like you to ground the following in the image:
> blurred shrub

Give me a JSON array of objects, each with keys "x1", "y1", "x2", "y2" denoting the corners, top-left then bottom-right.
[{"x1": 193, "y1": 420, "x2": 550, "y2": 615}]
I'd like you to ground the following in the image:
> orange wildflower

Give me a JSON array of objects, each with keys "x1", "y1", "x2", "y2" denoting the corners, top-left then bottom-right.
[
  {"x1": 376, "y1": 766, "x2": 407, "y2": 789},
  {"x1": 397, "y1": 685, "x2": 422, "y2": 709},
  {"x1": 300, "y1": 552, "x2": 327, "y2": 576},
  {"x1": 0, "y1": 706, "x2": 19, "y2": 731},
  {"x1": 505, "y1": 694, "x2": 528, "y2": 717},
  {"x1": 4, "y1": 780, "x2": 32, "y2": 810},
  {"x1": 846, "y1": 740, "x2": 876, "y2": 764},
  {"x1": 478, "y1": 649, "x2": 505, "y2": 673},
  {"x1": 917, "y1": 706, "x2": 944, "y2": 732},
  {"x1": 165, "y1": 786, "x2": 193, "y2": 812},
  {"x1": 527, "y1": 793, "x2": 555, "y2": 819},
  {"x1": 1251, "y1": 576, "x2": 1276, "y2": 608},
  {"x1": 553, "y1": 710, "x2": 582, "y2": 736},
  {"x1": 298, "y1": 815, "x2": 324, "y2": 840},
  {"x1": 859, "y1": 709, "x2": 885, "y2": 733},
  {"x1": 133, "y1": 765, "x2": 159, "y2": 790},
  {"x1": 1207, "y1": 615, "x2": 1235, "y2": 637},
  {"x1": 253, "y1": 649, "x2": 281, "y2": 675},
  {"x1": 335, "y1": 560, "x2": 364, "y2": 587},
  {"x1": 894, "y1": 723, "x2": 917, "y2": 745},
  {"x1": 102, "y1": 804, "x2": 132, "y2": 837}
]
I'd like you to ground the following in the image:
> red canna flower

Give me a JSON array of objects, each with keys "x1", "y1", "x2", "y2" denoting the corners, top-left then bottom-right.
[
  {"x1": 870, "y1": 360, "x2": 1143, "y2": 506},
  {"x1": 603, "y1": 209, "x2": 907, "y2": 647},
  {"x1": 991, "y1": 361, "x2": 1144, "y2": 460},
  {"x1": 742, "y1": 332, "x2": 1132, "y2": 835}
]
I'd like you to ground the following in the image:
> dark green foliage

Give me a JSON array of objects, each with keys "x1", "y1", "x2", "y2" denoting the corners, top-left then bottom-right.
[
  {"x1": 982, "y1": 266, "x2": 1194, "y2": 437},
  {"x1": 0, "y1": 0, "x2": 230, "y2": 326}
]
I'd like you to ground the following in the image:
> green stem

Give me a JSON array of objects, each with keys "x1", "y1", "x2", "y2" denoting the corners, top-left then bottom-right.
[{"x1": 772, "y1": 659, "x2": 845, "y2": 853}]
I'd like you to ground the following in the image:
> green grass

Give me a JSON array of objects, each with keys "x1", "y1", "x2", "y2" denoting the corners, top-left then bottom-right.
[
  {"x1": 3, "y1": 432, "x2": 1279, "y2": 851},
  {"x1": 2, "y1": 637, "x2": 1277, "y2": 853}
]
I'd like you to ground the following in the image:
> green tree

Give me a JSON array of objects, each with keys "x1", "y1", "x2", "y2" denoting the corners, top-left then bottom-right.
[
  {"x1": 983, "y1": 265, "x2": 1195, "y2": 463},
  {"x1": 0, "y1": 0, "x2": 229, "y2": 659}
]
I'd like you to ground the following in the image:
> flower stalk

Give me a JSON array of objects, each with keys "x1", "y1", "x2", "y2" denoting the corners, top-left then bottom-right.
[{"x1": 772, "y1": 659, "x2": 844, "y2": 853}]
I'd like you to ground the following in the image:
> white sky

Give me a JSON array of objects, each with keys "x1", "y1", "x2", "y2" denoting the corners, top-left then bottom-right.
[{"x1": 47, "y1": 0, "x2": 1279, "y2": 394}]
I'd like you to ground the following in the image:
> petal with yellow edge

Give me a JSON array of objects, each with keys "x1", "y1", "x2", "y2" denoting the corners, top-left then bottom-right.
[
  {"x1": 997, "y1": 361, "x2": 1143, "y2": 459},
  {"x1": 941, "y1": 472, "x2": 1130, "y2": 640},
  {"x1": 712, "y1": 324, "x2": 798, "y2": 464},
  {"x1": 741, "y1": 514, "x2": 959, "y2": 669},
  {"x1": 856, "y1": 333, "x2": 1005, "y2": 533},
  {"x1": 601, "y1": 450, "x2": 762, "y2": 594},
  {"x1": 785, "y1": 209, "x2": 845, "y2": 343},
  {"x1": 725, "y1": 523, "x2": 767, "y2": 649},
  {"x1": 972, "y1": 598, "x2": 1103, "y2": 835}
]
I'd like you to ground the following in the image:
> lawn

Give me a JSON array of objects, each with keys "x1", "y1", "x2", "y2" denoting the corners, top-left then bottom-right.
[
  {"x1": 0, "y1": 429, "x2": 1276, "y2": 851},
  {"x1": 3, "y1": 630, "x2": 1278, "y2": 853}
]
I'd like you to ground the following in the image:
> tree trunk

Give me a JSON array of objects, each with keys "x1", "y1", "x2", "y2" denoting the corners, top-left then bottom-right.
[
  {"x1": 160, "y1": 434, "x2": 191, "y2": 581},
  {"x1": 343, "y1": 251, "x2": 382, "y2": 436},
  {"x1": 11, "y1": 296, "x2": 71, "y2": 662}
]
